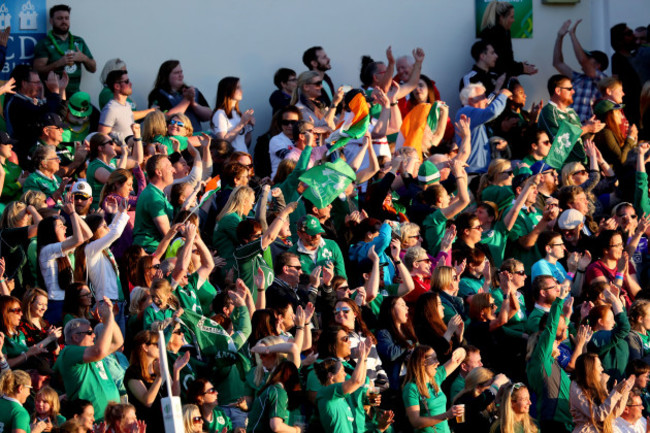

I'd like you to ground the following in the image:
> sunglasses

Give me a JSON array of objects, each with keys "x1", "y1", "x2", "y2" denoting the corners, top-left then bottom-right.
[
  {"x1": 73, "y1": 194, "x2": 90, "y2": 201},
  {"x1": 117, "y1": 79, "x2": 131, "y2": 85},
  {"x1": 335, "y1": 306, "x2": 351, "y2": 314},
  {"x1": 101, "y1": 139, "x2": 114, "y2": 146},
  {"x1": 502, "y1": 170, "x2": 514, "y2": 176},
  {"x1": 203, "y1": 388, "x2": 217, "y2": 395},
  {"x1": 336, "y1": 285, "x2": 352, "y2": 291},
  {"x1": 76, "y1": 330, "x2": 93, "y2": 336},
  {"x1": 192, "y1": 417, "x2": 203, "y2": 424},
  {"x1": 7, "y1": 307, "x2": 22, "y2": 314},
  {"x1": 172, "y1": 328, "x2": 184, "y2": 335},
  {"x1": 416, "y1": 258, "x2": 432, "y2": 263},
  {"x1": 308, "y1": 80, "x2": 323, "y2": 86},
  {"x1": 572, "y1": 170, "x2": 588, "y2": 176},
  {"x1": 169, "y1": 119, "x2": 185, "y2": 127},
  {"x1": 617, "y1": 213, "x2": 638, "y2": 219},
  {"x1": 281, "y1": 120, "x2": 298, "y2": 126}
]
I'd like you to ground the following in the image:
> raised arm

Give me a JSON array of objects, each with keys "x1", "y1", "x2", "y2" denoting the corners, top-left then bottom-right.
[
  {"x1": 171, "y1": 222, "x2": 197, "y2": 283},
  {"x1": 83, "y1": 297, "x2": 117, "y2": 362},
  {"x1": 502, "y1": 174, "x2": 538, "y2": 231},
  {"x1": 342, "y1": 339, "x2": 370, "y2": 394},
  {"x1": 394, "y1": 48, "x2": 424, "y2": 100},
  {"x1": 260, "y1": 202, "x2": 298, "y2": 250},
  {"x1": 440, "y1": 161, "x2": 470, "y2": 219},
  {"x1": 569, "y1": 20, "x2": 598, "y2": 78},
  {"x1": 553, "y1": 21, "x2": 575, "y2": 77}
]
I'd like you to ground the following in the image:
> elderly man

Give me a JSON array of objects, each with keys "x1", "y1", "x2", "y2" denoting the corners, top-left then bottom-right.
[
  {"x1": 614, "y1": 390, "x2": 647, "y2": 433},
  {"x1": 53, "y1": 297, "x2": 122, "y2": 422},
  {"x1": 455, "y1": 83, "x2": 510, "y2": 175},
  {"x1": 288, "y1": 215, "x2": 346, "y2": 278}
]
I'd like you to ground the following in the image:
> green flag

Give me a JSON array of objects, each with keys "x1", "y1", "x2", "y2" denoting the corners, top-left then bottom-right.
[
  {"x1": 299, "y1": 158, "x2": 357, "y2": 208},
  {"x1": 546, "y1": 121, "x2": 584, "y2": 169},
  {"x1": 179, "y1": 309, "x2": 236, "y2": 357}
]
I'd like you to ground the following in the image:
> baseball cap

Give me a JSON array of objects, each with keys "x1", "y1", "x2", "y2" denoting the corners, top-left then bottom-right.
[
  {"x1": 0, "y1": 131, "x2": 17, "y2": 146},
  {"x1": 40, "y1": 112, "x2": 66, "y2": 129},
  {"x1": 299, "y1": 215, "x2": 325, "y2": 236},
  {"x1": 593, "y1": 99, "x2": 624, "y2": 117},
  {"x1": 71, "y1": 181, "x2": 92, "y2": 199},
  {"x1": 530, "y1": 161, "x2": 555, "y2": 174},
  {"x1": 558, "y1": 209, "x2": 585, "y2": 230},
  {"x1": 68, "y1": 92, "x2": 92, "y2": 117}
]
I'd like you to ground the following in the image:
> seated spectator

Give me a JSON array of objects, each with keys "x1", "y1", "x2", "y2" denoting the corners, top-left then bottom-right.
[
  {"x1": 32, "y1": 385, "x2": 65, "y2": 429},
  {"x1": 103, "y1": 402, "x2": 145, "y2": 433},
  {"x1": 0, "y1": 369, "x2": 47, "y2": 433},
  {"x1": 23, "y1": 145, "x2": 67, "y2": 205},
  {"x1": 614, "y1": 389, "x2": 647, "y2": 433},
  {"x1": 61, "y1": 399, "x2": 95, "y2": 433},
  {"x1": 18, "y1": 288, "x2": 62, "y2": 364}
]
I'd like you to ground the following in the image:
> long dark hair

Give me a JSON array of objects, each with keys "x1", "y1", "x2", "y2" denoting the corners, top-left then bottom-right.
[
  {"x1": 413, "y1": 292, "x2": 447, "y2": 336},
  {"x1": 62, "y1": 282, "x2": 90, "y2": 320},
  {"x1": 249, "y1": 309, "x2": 279, "y2": 348},
  {"x1": 408, "y1": 74, "x2": 437, "y2": 108},
  {"x1": 213, "y1": 76, "x2": 240, "y2": 120},
  {"x1": 259, "y1": 360, "x2": 302, "y2": 410},
  {"x1": 152, "y1": 60, "x2": 181, "y2": 93},
  {"x1": 36, "y1": 216, "x2": 72, "y2": 290},
  {"x1": 378, "y1": 296, "x2": 417, "y2": 349},
  {"x1": 335, "y1": 298, "x2": 377, "y2": 345}
]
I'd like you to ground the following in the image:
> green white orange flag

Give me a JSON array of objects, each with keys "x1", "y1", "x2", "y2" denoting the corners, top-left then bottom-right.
[
  {"x1": 299, "y1": 158, "x2": 357, "y2": 208},
  {"x1": 545, "y1": 121, "x2": 584, "y2": 169},
  {"x1": 198, "y1": 175, "x2": 221, "y2": 207},
  {"x1": 396, "y1": 101, "x2": 443, "y2": 160},
  {"x1": 325, "y1": 92, "x2": 370, "y2": 156}
]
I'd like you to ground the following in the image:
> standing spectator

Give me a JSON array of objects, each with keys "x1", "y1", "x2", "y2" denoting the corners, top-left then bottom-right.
[
  {"x1": 98, "y1": 70, "x2": 136, "y2": 142},
  {"x1": 479, "y1": 1, "x2": 537, "y2": 80},
  {"x1": 611, "y1": 23, "x2": 642, "y2": 124},
  {"x1": 302, "y1": 46, "x2": 335, "y2": 107},
  {"x1": 269, "y1": 68, "x2": 297, "y2": 114},
  {"x1": 614, "y1": 389, "x2": 647, "y2": 433},
  {"x1": 490, "y1": 382, "x2": 538, "y2": 433},
  {"x1": 33, "y1": 4, "x2": 96, "y2": 95}
]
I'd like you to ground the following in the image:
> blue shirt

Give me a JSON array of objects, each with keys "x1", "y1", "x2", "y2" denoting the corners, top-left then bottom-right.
[{"x1": 531, "y1": 258, "x2": 568, "y2": 283}]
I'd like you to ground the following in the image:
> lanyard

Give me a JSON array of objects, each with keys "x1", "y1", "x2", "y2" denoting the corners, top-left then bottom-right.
[{"x1": 47, "y1": 31, "x2": 75, "y2": 56}]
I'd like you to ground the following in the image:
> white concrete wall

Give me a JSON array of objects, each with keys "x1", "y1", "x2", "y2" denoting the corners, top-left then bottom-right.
[{"x1": 54, "y1": 0, "x2": 650, "y2": 137}]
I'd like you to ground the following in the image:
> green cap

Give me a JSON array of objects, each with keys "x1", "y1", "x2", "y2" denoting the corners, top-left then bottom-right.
[
  {"x1": 299, "y1": 215, "x2": 325, "y2": 236},
  {"x1": 593, "y1": 99, "x2": 624, "y2": 118}
]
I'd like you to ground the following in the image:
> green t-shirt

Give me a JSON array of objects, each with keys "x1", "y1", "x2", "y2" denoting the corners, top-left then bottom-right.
[
  {"x1": 153, "y1": 135, "x2": 190, "y2": 154},
  {"x1": 205, "y1": 406, "x2": 232, "y2": 433},
  {"x1": 234, "y1": 238, "x2": 274, "y2": 304},
  {"x1": 244, "y1": 368, "x2": 269, "y2": 400},
  {"x1": 213, "y1": 212, "x2": 242, "y2": 269},
  {"x1": 174, "y1": 272, "x2": 203, "y2": 315},
  {"x1": 2, "y1": 331, "x2": 29, "y2": 359},
  {"x1": 316, "y1": 382, "x2": 362, "y2": 433},
  {"x1": 86, "y1": 159, "x2": 116, "y2": 210},
  {"x1": 0, "y1": 396, "x2": 31, "y2": 433},
  {"x1": 62, "y1": 122, "x2": 92, "y2": 143},
  {"x1": 479, "y1": 221, "x2": 510, "y2": 268},
  {"x1": 23, "y1": 171, "x2": 62, "y2": 198},
  {"x1": 505, "y1": 206, "x2": 543, "y2": 275},
  {"x1": 402, "y1": 366, "x2": 449, "y2": 433},
  {"x1": 423, "y1": 208, "x2": 447, "y2": 256},
  {"x1": 33, "y1": 32, "x2": 93, "y2": 95},
  {"x1": 247, "y1": 384, "x2": 289, "y2": 433},
  {"x1": 133, "y1": 184, "x2": 174, "y2": 253},
  {"x1": 1, "y1": 160, "x2": 23, "y2": 203},
  {"x1": 142, "y1": 305, "x2": 174, "y2": 330},
  {"x1": 458, "y1": 276, "x2": 484, "y2": 298},
  {"x1": 637, "y1": 331, "x2": 650, "y2": 358},
  {"x1": 53, "y1": 345, "x2": 120, "y2": 422}
]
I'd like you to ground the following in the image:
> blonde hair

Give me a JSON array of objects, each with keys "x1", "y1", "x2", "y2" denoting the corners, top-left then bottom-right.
[
  {"x1": 400, "y1": 222, "x2": 420, "y2": 246},
  {"x1": 22, "y1": 288, "x2": 49, "y2": 326},
  {"x1": 0, "y1": 201, "x2": 28, "y2": 228},
  {"x1": 561, "y1": 162, "x2": 586, "y2": 186},
  {"x1": 100, "y1": 58, "x2": 127, "y2": 85},
  {"x1": 34, "y1": 386, "x2": 62, "y2": 423},
  {"x1": 454, "y1": 367, "x2": 494, "y2": 403},
  {"x1": 629, "y1": 299, "x2": 650, "y2": 333},
  {"x1": 403, "y1": 345, "x2": 438, "y2": 398},
  {"x1": 499, "y1": 383, "x2": 538, "y2": 433},
  {"x1": 142, "y1": 110, "x2": 168, "y2": 143},
  {"x1": 129, "y1": 286, "x2": 150, "y2": 316},
  {"x1": 641, "y1": 81, "x2": 650, "y2": 130},
  {"x1": 480, "y1": 1, "x2": 514, "y2": 30},
  {"x1": 478, "y1": 158, "x2": 511, "y2": 199},
  {"x1": 290, "y1": 71, "x2": 320, "y2": 105},
  {"x1": 216, "y1": 185, "x2": 255, "y2": 221},
  {"x1": 104, "y1": 402, "x2": 136, "y2": 431},
  {"x1": 253, "y1": 335, "x2": 288, "y2": 387},
  {"x1": 0, "y1": 369, "x2": 31, "y2": 397},
  {"x1": 20, "y1": 190, "x2": 47, "y2": 210},
  {"x1": 170, "y1": 113, "x2": 193, "y2": 136},
  {"x1": 182, "y1": 404, "x2": 200, "y2": 433},
  {"x1": 431, "y1": 266, "x2": 455, "y2": 292},
  {"x1": 150, "y1": 278, "x2": 179, "y2": 310}
]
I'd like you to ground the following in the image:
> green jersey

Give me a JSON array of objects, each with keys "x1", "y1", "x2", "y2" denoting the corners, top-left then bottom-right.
[
  {"x1": 247, "y1": 384, "x2": 289, "y2": 433},
  {"x1": 0, "y1": 396, "x2": 31, "y2": 433},
  {"x1": 402, "y1": 366, "x2": 450, "y2": 433},
  {"x1": 133, "y1": 184, "x2": 174, "y2": 253}
]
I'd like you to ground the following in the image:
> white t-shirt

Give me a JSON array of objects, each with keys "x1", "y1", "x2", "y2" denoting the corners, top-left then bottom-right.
[
  {"x1": 211, "y1": 109, "x2": 249, "y2": 153},
  {"x1": 39, "y1": 242, "x2": 69, "y2": 301},
  {"x1": 269, "y1": 132, "x2": 294, "y2": 178}
]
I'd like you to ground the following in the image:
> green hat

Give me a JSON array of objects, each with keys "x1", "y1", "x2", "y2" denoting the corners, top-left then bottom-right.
[
  {"x1": 299, "y1": 215, "x2": 325, "y2": 236},
  {"x1": 418, "y1": 160, "x2": 440, "y2": 185},
  {"x1": 593, "y1": 99, "x2": 624, "y2": 118},
  {"x1": 480, "y1": 185, "x2": 515, "y2": 211},
  {"x1": 68, "y1": 92, "x2": 92, "y2": 117}
]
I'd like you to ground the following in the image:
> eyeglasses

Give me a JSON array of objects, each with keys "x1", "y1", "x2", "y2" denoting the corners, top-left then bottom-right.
[
  {"x1": 7, "y1": 307, "x2": 22, "y2": 314},
  {"x1": 425, "y1": 355, "x2": 439, "y2": 366},
  {"x1": 79, "y1": 292, "x2": 92, "y2": 298},
  {"x1": 572, "y1": 170, "x2": 588, "y2": 176},
  {"x1": 452, "y1": 274, "x2": 460, "y2": 281},
  {"x1": 308, "y1": 80, "x2": 323, "y2": 86},
  {"x1": 250, "y1": 232, "x2": 263, "y2": 240},
  {"x1": 550, "y1": 242, "x2": 564, "y2": 247},
  {"x1": 335, "y1": 306, "x2": 351, "y2": 314},
  {"x1": 192, "y1": 416, "x2": 203, "y2": 424},
  {"x1": 408, "y1": 234, "x2": 421, "y2": 239},
  {"x1": 281, "y1": 120, "x2": 298, "y2": 126},
  {"x1": 416, "y1": 258, "x2": 432, "y2": 263},
  {"x1": 46, "y1": 157, "x2": 61, "y2": 161},
  {"x1": 169, "y1": 119, "x2": 185, "y2": 127},
  {"x1": 149, "y1": 264, "x2": 161, "y2": 270},
  {"x1": 73, "y1": 194, "x2": 90, "y2": 201},
  {"x1": 559, "y1": 86, "x2": 574, "y2": 91},
  {"x1": 203, "y1": 388, "x2": 217, "y2": 395},
  {"x1": 117, "y1": 79, "x2": 131, "y2": 85},
  {"x1": 172, "y1": 328, "x2": 184, "y2": 335},
  {"x1": 609, "y1": 242, "x2": 624, "y2": 248},
  {"x1": 512, "y1": 382, "x2": 525, "y2": 390},
  {"x1": 47, "y1": 125, "x2": 63, "y2": 131},
  {"x1": 146, "y1": 341, "x2": 158, "y2": 347},
  {"x1": 540, "y1": 140, "x2": 551, "y2": 145},
  {"x1": 469, "y1": 225, "x2": 483, "y2": 231},
  {"x1": 617, "y1": 213, "x2": 638, "y2": 219}
]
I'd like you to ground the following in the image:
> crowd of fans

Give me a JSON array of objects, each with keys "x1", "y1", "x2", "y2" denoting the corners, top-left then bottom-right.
[{"x1": 1, "y1": 1, "x2": 650, "y2": 432}]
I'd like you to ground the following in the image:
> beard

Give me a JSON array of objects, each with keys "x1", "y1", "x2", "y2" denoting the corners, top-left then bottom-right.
[{"x1": 52, "y1": 24, "x2": 69, "y2": 35}]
